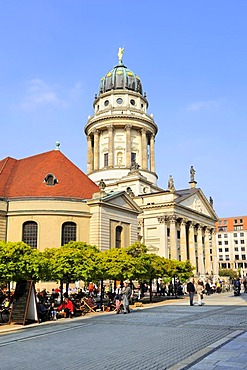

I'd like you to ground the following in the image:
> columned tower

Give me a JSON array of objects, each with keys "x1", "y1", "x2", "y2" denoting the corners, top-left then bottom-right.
[{"x1": 84, "y1": 49, "x2": 161, "y2": 195}]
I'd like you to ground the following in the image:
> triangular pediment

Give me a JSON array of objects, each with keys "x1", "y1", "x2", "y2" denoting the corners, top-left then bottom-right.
[
  {"x1": 96, "y1": 191, "x2": 141, "y2": 213},
  {"x1": 175, "y1": 188, "x2": 218, "y2": 219}
]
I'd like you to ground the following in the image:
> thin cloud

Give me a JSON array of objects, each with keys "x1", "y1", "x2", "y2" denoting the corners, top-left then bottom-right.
[
  {"x1": 17, "y1": 79, "x2": 84, "y2": 111},
  {"x1": 186, "y1": 99, "x2": 220, "y2": 112},
  {"x1": 17, "y1": 79, "x2": 67, "y2": 111}
]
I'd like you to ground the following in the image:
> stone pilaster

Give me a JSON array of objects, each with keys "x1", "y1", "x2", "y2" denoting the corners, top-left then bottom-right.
[
  {"x1": 197, "y1": 225, "x2": 205, "y2": 276},
  {"x1": 204, "y1": 227, "x2": 212, "y2": 275},
  {"x1": 87, "y1": 135, "x2": 93, "y2": 173},
  {"x1": 107, "y1": 125, "x2": 114, "y2": 167},
  {"x1": 211, "y1": 229, "x2": 219, "y2": 276},
  {"x1": 188, "y1": 222, "x2": 197, "y2": 272},
  {"x1": 125, "y1": 125, "x2": 131, "y2": 168},
  {"x1": 150, "y1": 133, "x2": 155, "y2": 173},
  {"x1": 157, "y1": 216, "x2": 168, "y2": 258},
  {"x1": 169, "y1": 215, "x2": 177, "y2": 260},
  {"x1": 141, "y1": 129, "x2": 148, "y2": 170},
  {"x1": 93, "y1": 129, "x2": 99, "y2": 171},
  {"x1": 180, "y1": 219, "x2": 188, "y2": 261}
]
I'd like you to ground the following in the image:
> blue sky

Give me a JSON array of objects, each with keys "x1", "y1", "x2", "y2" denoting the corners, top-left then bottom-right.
[{"x1": 0, "y1": 1, "x2": 247, "y2": 218}]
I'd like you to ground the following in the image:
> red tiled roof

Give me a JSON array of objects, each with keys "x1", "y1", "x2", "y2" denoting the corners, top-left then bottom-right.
[{"x1": 0, "y1": 150, "x2": 99, "y2": 199}]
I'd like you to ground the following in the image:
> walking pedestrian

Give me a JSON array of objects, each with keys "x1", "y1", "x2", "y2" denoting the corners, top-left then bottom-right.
[
  {"x1": 122, "y1": 281, "x2": 132, "y2": 314},
  {"x1": 196, "y1": 280, "x2": 204, "y2": 306},
  {"x1": 186, "y1": 278, "x2": 196, "y2": 306},
  {"x1": 115, "y1": 284, "x2": 122, "y2": 314}
]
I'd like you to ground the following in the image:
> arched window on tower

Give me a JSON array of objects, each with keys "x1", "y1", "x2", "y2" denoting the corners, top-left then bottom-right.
[
  {"x1": 116, "y1": 226, "x2": 122, "y2": 248},
  {"x1": 62, "y1": 222, "x2": 77, "y2": 246},
  {"x1": 22, "y1": 221, "x2": 38, "y2": 249}
]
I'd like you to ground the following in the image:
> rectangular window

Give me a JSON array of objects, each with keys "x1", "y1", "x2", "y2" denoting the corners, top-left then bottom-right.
[
  {"x1": 104, "y1": 153, "x2": 108, "y2": 167},
  {"x1": 234, "y1": 233, "x2": 238, "y2": 237},
  {"x1": 225, "y1": 248, "x2": 229, "y2": 252},
  {"x1": 234, "y1": 240, "x2": 238, "y2": 244},
  {"x1": 235, "y1": 255, "x2": 239, "y2": 260},
  {"x1": 131, "y1": 152, "x2": 136, "y2": 163},
  {"x1": 242, "y1": 255, "x2": 246, "y2": 260},
  {"x1": 218, "y1": 234, "x2": 222, "y2": 239},
  {"x1": 240, "y1": 232, "x2": 244, "y2": 237},
  {"x1": 224, "y1": 220, "x2": 227, "y2": 224},
  {"x1": 177, "y1": 230, "x2": 180, "y2": 239},
  {"x1": 218, "y1": 248, "x2": 223, "y2": 252},
  {"x1": 225, "y1": 255, "x2": 230, "y2": 261},
  {"x1": 241, "y1": 247, "x2": 245, "y2": 251},
  {"x1": 234, "y1": 219, "x2": 238, "y2": 224},
  {"x1": 218, "y1": 241, "x2": 222, "y2": 245},
  {"x1": 224, "y1": 241, "x2": 228, "y2": 245},
  {"x1": 224, "y1": 234, "x2": 228, "y2": 238},
  {"x1": 219, "y1": 256, "x2": 223, "y2": 261},
  {"x1": 235, "y1": 247, "x2": 238, "y2": 251},
  {"x1": 240, "y1": 219, "x2": 243, "y2": 223},
  {"x1": 234, "y1": 225, "x2": 243, "y2": 230},
  {"x1": 240, "y1": 240, "x2": 245, "y2": 244}
]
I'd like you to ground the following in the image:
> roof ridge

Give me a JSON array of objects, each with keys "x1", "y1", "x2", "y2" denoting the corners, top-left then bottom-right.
[{"x1": 0, "y1": 157, "x2": 13, "y2": 175}]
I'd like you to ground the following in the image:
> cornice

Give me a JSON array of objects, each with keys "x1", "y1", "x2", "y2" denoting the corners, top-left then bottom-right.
[{"x1": 85, "y1": 114, "x2": 157, "y2": 134}]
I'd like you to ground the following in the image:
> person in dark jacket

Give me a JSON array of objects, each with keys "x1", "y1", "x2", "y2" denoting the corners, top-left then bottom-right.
[
  {"x1": 122, "y1": 281, "x2": 132, "y2": 314},
  {"x1": 186, "y1": 278, "x2": 196, "y2": 306}
]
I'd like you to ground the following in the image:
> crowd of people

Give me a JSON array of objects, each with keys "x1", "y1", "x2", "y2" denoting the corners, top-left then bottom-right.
[{"x1": 1, "y1": 276, "x2": 247, "y2": 324}]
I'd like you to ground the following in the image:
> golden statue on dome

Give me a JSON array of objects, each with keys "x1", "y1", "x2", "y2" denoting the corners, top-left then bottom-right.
[{"x1": 118, "y1": 47, "x2": 124, "y2": 63}]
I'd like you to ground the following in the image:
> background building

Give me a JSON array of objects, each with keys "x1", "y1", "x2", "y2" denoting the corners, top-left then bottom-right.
[{"x1": 216, "y1": 216, "x2": 247, "y2": 276}]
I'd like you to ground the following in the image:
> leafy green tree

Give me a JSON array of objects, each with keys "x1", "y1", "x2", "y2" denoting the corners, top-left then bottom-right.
[
  {"x1": 42, "y1": 242, "x2": 101, "y2": 297},
  {"x1": 0, "y1": 241, "x2": 43, "y2": 284},
  {"x1": 219, "y1": 268, "x2": 238, "y2": 280},
  {"x1": 99, "y1": 247, "x2": 137, "y2": 281},
  {"x1": 166, "y1": 260, "x2": 194, "y2": 283}
]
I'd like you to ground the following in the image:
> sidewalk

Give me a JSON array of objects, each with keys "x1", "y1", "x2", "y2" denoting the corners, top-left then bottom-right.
[{"x1": 1, "y1": 292, "x2": 247, "y2": 369}]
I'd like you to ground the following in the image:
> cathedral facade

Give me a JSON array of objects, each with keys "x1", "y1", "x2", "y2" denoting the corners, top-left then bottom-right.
[{"x1": 0, "y1": 50, "x2": 218, "y2": 277}]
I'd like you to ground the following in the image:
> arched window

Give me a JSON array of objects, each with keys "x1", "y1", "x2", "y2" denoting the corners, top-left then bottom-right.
[
  {"x1": 62, "y1": 222, "x2": 77, "y2": 246},
  {"x1": 116, "y1": 226, "x2": 122, "y2": 248},
  {"x1": 22, "y1": 221, "x2": 38, "y2": 249}
]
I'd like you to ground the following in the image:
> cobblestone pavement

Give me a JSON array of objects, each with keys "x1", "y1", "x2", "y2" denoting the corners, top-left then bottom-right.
[{"x1": 0, "y1": 292, "x2": 246, "y2": 369}]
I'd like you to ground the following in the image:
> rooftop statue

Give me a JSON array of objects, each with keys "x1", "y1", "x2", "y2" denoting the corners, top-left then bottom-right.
[
  {"x1": 190, "y1": 165, "x2": 196, "y2": 182},
  {"x1": 118, "y1": 47, "x2": 124, "y2": 64},
  {"x1": 167, "y1": 175, "x2": 175, "y2": 191}
]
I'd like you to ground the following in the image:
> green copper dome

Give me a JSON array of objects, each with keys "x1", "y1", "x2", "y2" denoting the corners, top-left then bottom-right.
[{"x1": 99, "y1": 49, "x2": 143, "y2": 96}]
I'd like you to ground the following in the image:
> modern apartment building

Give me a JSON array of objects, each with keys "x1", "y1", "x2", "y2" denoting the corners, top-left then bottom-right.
[{"x1": 216, "y1": 216, "x2": 247, "y2": 275}]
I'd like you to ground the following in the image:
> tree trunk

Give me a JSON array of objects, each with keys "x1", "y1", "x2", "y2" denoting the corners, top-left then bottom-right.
[
  {"x1": 100, "y1": 279, "x2": 104, "y2": 309},
  {"x1": 149, "y1": 279, "x2": 153, "y2": 302},
  {"x1": 60, "y1": 280, "x2": 63, "y2": 303}
]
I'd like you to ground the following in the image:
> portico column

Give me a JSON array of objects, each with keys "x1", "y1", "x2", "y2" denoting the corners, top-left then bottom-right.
[
  {"x1": 150, "y1": 133, "x2": 155, "y2": 173},
  {"x1": 188, "y1": 222, "x2": 197, "y2": 272},
  {"x1": 125, "y1": 125, "x2": 131, "y2": 167},
  {"x1": 157, "y1": 216, "x2": 168, "y2": 258},
  {"x1": 197, "y1": 226, "x2": 205, "y2": 276},
  {"x1": 107, "y1": 125, "x2": 114, "y2": 167},
  {"x1": 204, "y1": 228, "x2": 212, "y2": 275},
  {"x1": 93, "y1": 129, "x2": 99, "y2": 171},
  {"x1": 141, "y1": 129, "x2": 148, "y2": 170},
  {"x1": 169, "y1": 215, "x2": 177, "y2": 260},
  {"x1": 211, "y1": 229, "x2": 219, "y2": 276},
  {"x1": 87, "y1": 135, "x2": 93, "y2": 173},
  {"x1": 180, "y1": 219, "x2": 187, "y2": 261}
]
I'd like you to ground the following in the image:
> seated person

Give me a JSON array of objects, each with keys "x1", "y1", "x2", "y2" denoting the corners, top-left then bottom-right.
[
  {"x1": 37, "y1": 301, "x2": 49, "y2": 322},
  {"x1": 57, "y1": 298, "x2": 74, "y2": 318}
]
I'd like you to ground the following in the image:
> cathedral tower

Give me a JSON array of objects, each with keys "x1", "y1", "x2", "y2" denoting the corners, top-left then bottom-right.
[{"x1": 84, "y1": 49, "x2": 161, "y2": 196}]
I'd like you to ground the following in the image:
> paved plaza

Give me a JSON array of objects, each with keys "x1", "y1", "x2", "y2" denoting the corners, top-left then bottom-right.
[{"x1": 0, "y1": 292, "x2": 246, "y2": 369}]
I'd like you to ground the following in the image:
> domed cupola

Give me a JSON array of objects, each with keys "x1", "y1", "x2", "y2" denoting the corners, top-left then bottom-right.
[
  {"x1": 85, "y1": 48, "x2": 159, "y2": 195},
  {"x1": 99, "y1": 47, "x2": 143, "y2": 96}
]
